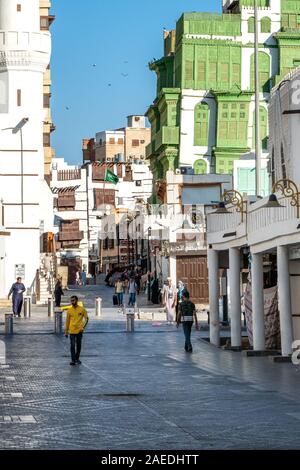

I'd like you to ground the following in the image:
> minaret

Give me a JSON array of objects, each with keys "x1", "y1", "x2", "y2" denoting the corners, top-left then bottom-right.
[{"x1": 0, "y1": 0, "x2": 52, "y2": 296}]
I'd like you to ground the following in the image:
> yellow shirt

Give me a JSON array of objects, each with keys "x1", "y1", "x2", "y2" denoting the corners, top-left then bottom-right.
[{"x1": 65, "y1": 306, "x2": 89, "y2": 335}]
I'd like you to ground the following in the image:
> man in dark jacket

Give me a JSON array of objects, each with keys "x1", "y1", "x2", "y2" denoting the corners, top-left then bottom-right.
[
  {"x1": 8, "y1": 277, "x2": 26, "y2": 317},
  {"x1": 54, "y1": 279, "x2": 64, "y2": 307},
  {"x1": 177, "y1": 292, "x2": 199, "y2": 353}
]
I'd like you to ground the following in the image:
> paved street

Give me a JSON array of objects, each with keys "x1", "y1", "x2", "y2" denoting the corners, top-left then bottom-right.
[{"x1": 0, "y1": 285, "x2": 300, "y2": 450}]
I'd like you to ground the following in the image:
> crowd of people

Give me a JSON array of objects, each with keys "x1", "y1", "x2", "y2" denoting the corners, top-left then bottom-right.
[{"x1": 6, "y1": 266, "x2": 200, "y2": 362}]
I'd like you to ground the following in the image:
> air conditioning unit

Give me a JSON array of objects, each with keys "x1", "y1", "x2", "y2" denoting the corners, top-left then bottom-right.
[{"x1": 180, "y1": 166, "x2": 194, "y2": 175}]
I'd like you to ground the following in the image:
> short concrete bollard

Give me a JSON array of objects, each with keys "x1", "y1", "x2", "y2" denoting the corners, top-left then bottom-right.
[
  {"x1": 95, "y1": 297, "x2": 102, "y2": 318},
  {"x1": 23, "y1": 296, "x2": 31, "y2": 318},
  {"x1": 126, "y1": 312, "x2": 135, "y2": 332},
  {"x1": 5, "y1": 314, "x2": 13, "y2": 335},
  {"x1": 54, "y1": 311, "x2": 63, "y2": 334},
  {"x1": 48, "y1": 297, "x2": 54, "y2": 318}
]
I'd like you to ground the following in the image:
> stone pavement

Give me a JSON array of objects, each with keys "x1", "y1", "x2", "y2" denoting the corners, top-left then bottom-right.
[{"x1": 0, "y1": 285, "x2": 300, "y2": 450}]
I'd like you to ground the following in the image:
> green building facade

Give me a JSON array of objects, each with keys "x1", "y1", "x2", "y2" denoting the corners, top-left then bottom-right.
[{"x1": 146, "y1": 0, "x2": 300, "y2": 199}]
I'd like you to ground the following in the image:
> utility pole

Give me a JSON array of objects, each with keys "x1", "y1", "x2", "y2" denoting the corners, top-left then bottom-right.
[{"x1": 254, "y1": 0, "x2": 261, "y2": 197}]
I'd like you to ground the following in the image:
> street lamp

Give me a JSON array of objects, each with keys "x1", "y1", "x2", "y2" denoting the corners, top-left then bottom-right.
[
  {"x1": 272, "y1": 179, "x2": 300, "y2": 218},
  {"x1": 222, "y1": 189, "x2": 246, "y2": 221},
  {"x1": 1, "y1": 118, "x2": 29, "y2": 224}
]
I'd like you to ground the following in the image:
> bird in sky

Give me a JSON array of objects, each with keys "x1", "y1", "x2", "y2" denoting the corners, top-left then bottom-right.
[
  {"x1": 121, "y1": 73, "x2": 128, "y2": 77},
  {"x1": 124, "y1": 61, "x2": 128, "y2": 64},
  {"x1": 92, "y1": 64, "x2": 97, "y2": 67},
  {"x1": 108, "y1": 83, "x2": 112, "y2": 87},
  {"x1": 65, "y1": 106, "x2": 70, "y2": 110}
]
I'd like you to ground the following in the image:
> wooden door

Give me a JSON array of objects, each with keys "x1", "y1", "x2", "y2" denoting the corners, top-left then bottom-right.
[{"x1": 176, "y1": 255, "x2": 209, "y2": 304}]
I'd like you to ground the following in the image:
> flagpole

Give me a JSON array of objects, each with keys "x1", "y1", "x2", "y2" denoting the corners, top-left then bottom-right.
[{"x1": 254, "y1": 0, "x2": 261, "y2": 197}]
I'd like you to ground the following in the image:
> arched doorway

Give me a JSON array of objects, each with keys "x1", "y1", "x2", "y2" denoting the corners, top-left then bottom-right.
[
  {"x1": 194, "y1": 102, "x2": 209, "y2": 146},
  {"x1": 250, "y1": 52, "x2": 271, "y2": 93},
  {"x1": 194, "y1": 159, "x2": 208, "y2": 175}
]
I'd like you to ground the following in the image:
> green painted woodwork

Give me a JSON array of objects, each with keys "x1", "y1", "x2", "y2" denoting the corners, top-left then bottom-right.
[
  {"x1": 252, "y1": 107, "x2": 268, "y2": 150},
  {"x1": 194, "y1": 159, "x2": 208, "y2": 174},
  {"x1": 214, "y1": 148, "x2": 249, "y2": 175},
  {"x1": 282, "y1": 1, "x2": 300, "y2": 13},
  {"x1": 281, "y1": 1, "x2": 300, "y2": 30},
  {"x1": 216, "y1": 100, "x2": 250, "y2": 149},
  {"x1": 236, "y1": 167, "x2": 269, "y2": 197},
  {"x1": 155, "y1": 126, "x2": 180, "y2": 152},
  {"x1": 261, "y1": 17, "x2": 271, "y2": 33},
  {"x1": 194, "y1": 102, "x2": 209, "y2": 146},
  {"x1": 176, "y1": 13, "x2": 241, "y2": 38},
  {"x1": 275, "y1": 34, "x2": 300, "y2": 81},
  {"x1": 248, "y1": 17, "x2": 255, "y2": 33},
  {"x1": 182, "y1": 42, "x2": 242, "y2": 90},
  {"x1": 250, "y1": 52, "x2": 271, "y2": 93},
  {"x1": 241, "y1": 0, "x2": 269, "y2": 6}
]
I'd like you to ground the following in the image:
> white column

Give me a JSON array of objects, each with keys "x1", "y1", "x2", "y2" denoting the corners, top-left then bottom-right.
[
  {"x1": 277, "y1": 246, "x2": 294, "y2": 356},
  {"x1": 252, "y1": 253, "x2": 265, "y2": 351},
  {"x1": 229, "y1": 248, "x2": 242, "y2": 348},
  {"x1": 208, "y1": 248, "x2": 220, "y2": 346}
]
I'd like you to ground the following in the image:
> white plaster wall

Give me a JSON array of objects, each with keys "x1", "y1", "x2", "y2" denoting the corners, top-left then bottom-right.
[
  {"x1": 247, "y1": 97, "x2": 269, "y2": 152},
  {"x1": 289, "y1": 104, "x2": 300, "y2": 188},
  {"x1": 240, "y1": 4, "x2": 281, "y2": 46},
  {"x1": 289, "y1": 259, "x2": 300, "y2": 341},
  {"x1": 0, "y1": 235, "x2": 6, "y2": 296},
  {"x1": 169, "y1": 255, "x2": 177, "y2": 285},
  {"x1": 180, "y1": 90, "x2": 215, "y2": 169},
  {"x1": 0, "y1": 0, "x2": 40, "y2": 32},
  {"x1": 4, "y1": 229, "x2": 40, "y2": 294}
]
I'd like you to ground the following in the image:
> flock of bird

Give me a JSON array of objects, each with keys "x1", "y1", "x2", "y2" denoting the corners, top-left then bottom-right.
[{"x1": 65, "y1": 61, "x2": 130, "y2": 111}]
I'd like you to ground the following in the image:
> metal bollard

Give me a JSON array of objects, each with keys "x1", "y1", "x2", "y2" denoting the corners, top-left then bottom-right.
[
  {"x1": 54, "y1": 311, "x2": 63, "y2": 334},
  {"x1": 5, "y1": 314, "x2": 13, "y2": 335},
  {"x1": 48, "y1": 297, "x2": 54, "y2": 318},
  {"x1": 23, "y1": 296, "x2": 31, "y2": 318},
  {"x1": 95, "y1": 297, "x2": 102, "y2": 318},
  {"x1": 126, "y1": 312, "x2": 135, "y2": 332}
]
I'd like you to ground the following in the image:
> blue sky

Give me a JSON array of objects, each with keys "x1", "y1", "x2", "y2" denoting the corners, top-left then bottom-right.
[{"x1": 51, "y1": 0, "x2": 220, "y2": 164}]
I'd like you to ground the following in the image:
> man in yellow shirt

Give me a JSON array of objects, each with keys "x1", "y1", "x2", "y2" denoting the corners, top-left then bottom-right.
[{"x1": 65, "y1": 296, "x2": 89, "y2": 366}]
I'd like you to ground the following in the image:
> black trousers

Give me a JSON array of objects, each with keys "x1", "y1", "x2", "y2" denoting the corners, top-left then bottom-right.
[
  {"x1": 70, "y1": 332, "x2": 83, "y2": 362},
  {"x1": 182, "y1": 322, "x2": 193, "y2": 351},
  {"x1": 55, "y1": 294, "x2": 62, "y2": 307}
]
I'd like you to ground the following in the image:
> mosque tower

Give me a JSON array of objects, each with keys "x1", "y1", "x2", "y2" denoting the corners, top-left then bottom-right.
[{"x1": 0, "y1": 0, "x2": 53, "y2": 296}]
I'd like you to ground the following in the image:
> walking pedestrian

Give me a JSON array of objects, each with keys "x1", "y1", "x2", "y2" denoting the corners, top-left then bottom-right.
[
  {"x1": 177, "y1": 292, "x2": 199, "y2": 353},
  {"x1": 81, "y1": 270, "x2": 87, "y2": 287},
  {"x1": 163, "y1": 277, "x2": 177, "y2": 324},
  {"x1": 8, "y1": 277, "x2": 26, "y2": 317},
  {"x1": 176, "y1": 280, "x2": 189, "y2": 323},
  {"x1": 115, "y1": 278, "x2": 124, "y2": 307},
  {"x1": 75, "y1": 270, "x2": 81, "y2": 287},
  {"x1": 64, "y1": 296, "x2": 89, "y2": 366},
  {"x1": 54, "y1": 279, "x2": 64, "y2": 307},
  {"x1": 128, "y1": 277, "x2": 137, "y2": 307}
]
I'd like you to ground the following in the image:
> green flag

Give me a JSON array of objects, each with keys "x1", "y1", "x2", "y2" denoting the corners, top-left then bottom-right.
[{"x1": 104, "y1": 168, "x2": 119, "y2": 185}]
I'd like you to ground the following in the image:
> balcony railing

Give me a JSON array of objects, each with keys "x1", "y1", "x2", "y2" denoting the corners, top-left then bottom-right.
[
  {"x1": 207, "y1": 210, "x2": 244, "y2": 234},
  {"x1": 58, "y1": 170, "x2": 81, "y2": 181},
  {"x1": 58, "y1": 231, "x2": 84, "y2": 242},
  {"x1": 247, "y1": 196, "x2": 298, "y2": 245}
]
